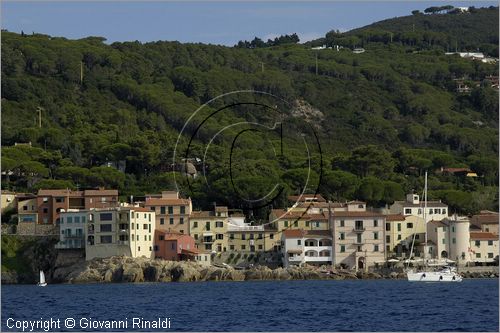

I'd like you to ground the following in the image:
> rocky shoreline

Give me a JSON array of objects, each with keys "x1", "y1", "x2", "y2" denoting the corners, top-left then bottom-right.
[{"x1": 46, "y1": 256, "x2": 498, "y2": 284}]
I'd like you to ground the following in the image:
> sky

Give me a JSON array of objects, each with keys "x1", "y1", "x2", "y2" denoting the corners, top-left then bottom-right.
[{"x1": 1, "y1": 1, "x2": 497, "y2": 46}]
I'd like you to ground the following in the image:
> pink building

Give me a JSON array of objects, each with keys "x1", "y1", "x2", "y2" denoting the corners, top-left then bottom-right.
[{"x1": 154, "y1": 230, "x2": 199, "y2": 261}]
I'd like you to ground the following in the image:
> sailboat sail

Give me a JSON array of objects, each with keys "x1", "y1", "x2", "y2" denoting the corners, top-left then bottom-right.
[{"x1": 39, "y1": 270, "x2": 46, "y2": 284}]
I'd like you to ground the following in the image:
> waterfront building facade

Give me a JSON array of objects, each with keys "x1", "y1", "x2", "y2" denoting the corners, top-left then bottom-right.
[
  {"x1": 281, "y1": 229, "x2": 332, "y2": 267},
  {"x1": 469, "y1": 232, "x2": 499, "y2": 264},
  {"x1": 144, "y1": 191, "x2": 192, "y2": 234},
  {"x1": 56, "y1": 210, "x2": 88, "y2": 249},
  {"x1": 385, "y1": 214, "x2": 425, "y2": 258},
  {"x1": 189, "y1": 206, "x2": 228, "y2": 253},
  {"x1": 86, "y1": 207, "x2": 154, "y2": 260},
  {"x1": 389, "y1": 193, "x2": 448, "y2": 221}
]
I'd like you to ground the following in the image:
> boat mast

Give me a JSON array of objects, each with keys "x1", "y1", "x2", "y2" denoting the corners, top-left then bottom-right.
[{"x1": 423, "y1": 171, "x2": 428, "y2": 263}]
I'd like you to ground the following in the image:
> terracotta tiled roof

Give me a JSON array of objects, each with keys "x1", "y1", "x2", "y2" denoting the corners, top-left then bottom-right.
[
  {"x1": 145, "y1": 198, "x2": 191, "y2": 206},
  {"x1": 333, "y1": 211, "x2": 386, "y2": 218},
  {"x1": 442, "y1": 168, "x2": 472, "y2": 173},
  {"x1": 470, "y1": 232, "x2": 498, "y2": 241},
  {"x1": 308, "y1": 213, "x2": 328, "y2": 220},
  {"x1": 271, "y1": 209, "x2": 309, "y2": 220},
  {"x1": 347, "y1": 200, "x2": 366, "y2": 205},
  {"x1": 215, "y1": 206, "x2": 228, "y2": 212},
  {"x1": 429, "y1": 220, "x2": 448, "y2": 228},
  {"x1": 38, "y1": 189, "x2": 83, "y2": 196},
  {"x1": 393, "y1": 200, "x2": 447, "y2": 208},
  {"x1": 190, "y1": 211, "x2": 217, "y2": 218},
  {"x1": 472, "y1": 214, "x2": 499, "y2": 225},
  {"x1": 132, "y1": 207, "x2": 153, "y2": 213},
  {"x1": 386, "y1": 214, "x2": 406, "y2": 222},
  {"x1": 84, "y1": 189, "x2": 118, "y2": 196}
]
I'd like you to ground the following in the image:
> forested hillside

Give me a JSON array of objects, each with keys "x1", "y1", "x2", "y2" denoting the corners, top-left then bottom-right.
[{"x1": 1, "y1": 7, "x2": 498, "y2": 218}]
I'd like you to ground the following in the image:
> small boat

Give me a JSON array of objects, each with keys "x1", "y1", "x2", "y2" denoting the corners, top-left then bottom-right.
[{"x1": 37, "y1": 270, "x2": 47, "y2": 287}]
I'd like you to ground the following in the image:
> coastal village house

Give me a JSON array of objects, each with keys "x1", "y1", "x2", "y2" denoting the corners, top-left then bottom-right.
[
  {"x1": 36, "y1": 188, "x2": 119, "y2": 225},
  {"x1": 56, "y1": 210, "x2": 89, "y2": 249},
  {"x1": 85, "y1": 207, "x2": 154, "y2": 260},
  {"x1": 189, "y1": 206, "x2": 229, "y2": 253},
  {"x1": 226, "y1": 213, "x2": 275, "y2": 252},
  {"x1": 470, "y1": 211, "x2": 499, "y2": 235},
  {"x1": 469, "y1": 232, "x2": 499, "y2": 264},
  {"x1": 332, "y1": 210, "x2": 386, "y2": 270},
  {"x1": 385, "y1": 214, "x2": 425, "y2": 258},
  {"x1": 389, "y1": 193, "x2": 448, "y2": 221},
  {"x1": 144, "y1": 191, "x2": 192, "y2": 234},
  {"x1": 281, "y1": 229, "x2": 332, "y2": 267},
  {"x1": 16, "y1": 193, "x2": 38, "y2": 223},
  {"x1": 154, "y1": 230, "x2": 210, "y2": 265}
]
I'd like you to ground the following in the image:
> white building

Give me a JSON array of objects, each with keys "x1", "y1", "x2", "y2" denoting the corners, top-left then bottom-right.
[
  {"x1": 282, "y1": 230, "x2": 332, "y2": 267},
  {"x1": 390, "y1": 193, "x2": 448, "y2": 221},
  {"x1": 56, "y1": 210, "x2": 88, "y2": 249},
  {"x1": 426, "y1": 217, "x2": 471, "y2": 265},
  {"x1": 86, "y1": 207, "x2": 155, "y2": 260}
]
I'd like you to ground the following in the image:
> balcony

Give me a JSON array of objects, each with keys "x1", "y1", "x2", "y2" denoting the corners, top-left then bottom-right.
[
  {"x1": 119, "y1": 229, "x2": 129, "y2": 233},
  {"x1": 203, "y1": 238, "x2": 214, "y2": 244},
  {"x1": 65, "y1": 234, "x2": 84, "y2": 239},
  {"x1": 117, "y1": 240, "x2": 129, "y2": 245},
  {"x1": 304, "y1": 256, "x2": 332, "y2": 262},
  {"x1": 353, "y1": 227, "x2": 365, "y2": 233}
]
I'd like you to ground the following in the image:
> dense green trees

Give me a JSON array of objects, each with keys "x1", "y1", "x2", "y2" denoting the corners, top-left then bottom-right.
[{"x1": 1, "y1": 8, "x2": 498, "y2": 215}]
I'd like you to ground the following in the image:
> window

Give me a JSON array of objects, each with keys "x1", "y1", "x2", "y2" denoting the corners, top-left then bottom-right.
[
  {"x1": 169, "y1": 218, "x2": 174, "y2": 225},
  {"x1": 137, "y1": 235, "x2": 139, "y2": 241},
  {"x1": 374, "y1": 245, "x2": 379, "y2": 252},
  {"x1": 386, "y1": 223, "x2": 390, "y2": 231},
  {"x1": 150, "y1": 206, "x2": 155, "y2": 211},
  {"x1": 180, "y1": 217, "x2": 184, "y2": 225},
  {"x1": 160, "y1": 235, "x2": 165, "y2": 240},
  {"x1": 67, "y1": 217, "x2": 73, "y2": 223},
  {"x1": 488, "y1": 240, "x2": 493, "y2": 246},
  {"x1": 168, "y1": 206, "x2": 173, "y2": 214},
  {"x1": 23, "y1": 205, "x2": 28, "y2": 211},
  {"x1": 229, "y1": 234, "x2": 234, "y2": 240},
  {"x1": 215, "y1": 221, "x2": 223, "y2": 228},
  {"x1": 216, "y1": 234, "x2": 223, "y2": 240},
  {"x1": 397, "y1": 234, "x2": 401, "y2": 240},
  {"x1": 442, "y1": 238, "x2": 446, "y2": 244},
  {"x1": 270, "y1": 234, "x2": 274, "y2": 239},
  {"x1": 160, "y1": 206, "x2": 166, "y2": 214},
  {"x1": 82, "y1": 216, "x2": 86, "y2": 223},
  {"x1": 43, "y1": 197, "x2": 48, "y2": 203},
  {"x1": 297, "y1": 240, "x2": 301, "y2": 245},
  {"x1": 258, "y1": 234, "x2": 263, "y2": 239},
  {"x1": 43, "y1": 208, "x2": 48, "y2": 214},
  {"x1": 100, "y1": 213, "x2": 113, "y2": 221},
  {"x1": 205, "y1": 222, "x2": 210, "y2": 231},
  {"x1": 488, "y1": 253, "x2": 494, "y2": 258},
  {"x1": 258, "y1": 245, "x2": 263, "y2": 250},
  {"x1": 194, "y1": 234, "x2": 198, "y2": 240},
  {"x1": 417, "y1": 209, "x2": 422, "y2": 215},
  {"x1": 356, "y1": 234, "x2": 362, "y2": 243},
  {"x1": 476, "y1": 253, "x2": 481, "y2": 258},
  {"x1": 442, "y1": 209, "x2": 446, "y2": 215},
  {"x1": 230, "y1": 245, "x2": 235, "y2": 250},
  {"x1": 452, "y1": 238, "x2": 456, "y2": 244},
  {"x1": 160, "y1": 218, "x2": 165, "y2": 225},
  {"x1": 56, "y1": 197, "x2": 64, "y2": 203},
  {"x1": 241, "y1": 245, "x2": 246, "y2": 250},
  {"x1": 451, "y1": 226, "x2": 455, "y2": 232},
  {"x1": 284, "y1": 221, "x2": 289, "y2": 227},
  {"x1": 193, "y1": 221, "x2": 198, "y2": 228},
  {"x1": 171, "y1": 243, "x2": 176, "y2": 250},
  {"x1": 340, "y1": 233, "x2": 345, "y2": 240},
  {"x1": 340, "y1": 245, "x2": 345, "y2": 253},
  {"x1": 315, "y1": 222, "x2": 320, "y2": 228},
  {"x1": 374, "y1": 232, "x2": 379, "y2": 240},
  {"x1": 397, "y1": 223, "x2": 401, "y2": 231},
  {"x1": 406, "y1": 223, "x2": 413, "y2": 228},
  {"x1": 100, "y1": 235, "x2": 112, "y2": 244},
  {"x1": 475, "y1": 240, "x2": 480, "y2": 247},
  {"x1": 435, "y1": 209, "x2": 441, "y2": 214},
  {"x1": 100, "y1": 224, "x2": 112, "y2": 232},
  {"x1": 144, "y1": 235, "x2": 147, "y2": 241},
  {"x1": 149, "y1": 235, "x2": 151, "y2": 241},
  {"x1": 374, "y1": 220, "x2": 378, "y2": 227},
  {"x1": 143, "y1": 224, "x2": 148, "y2": 230},
  {"x1": 404, "y1": 208, "x2": 411, "y2": 214},
  {"x1": 154, "y1": 245, "x2": 158, "y2": 251},
  {"x1": 242, "y1": 234, "x2": 246, "y2": 240},
  {"x1": 340, "y1": 220, "x2": 344, "y2": 227},
  {"x1": 429, "y1": 209, "x2": 433, "y2": 214},
  {"x1": 138, "y1": 246, "x2": 141, "y2": 251},
  {"x1": 305, "y1": 221, "x2": 310, "y2": 227},
  {"x1": 250, "y1": 234, "x2": 254, "y2": 240},
  {"x1": 386, "y1": 235, "x2": 390, "y2": 243},
  {"x1": 180, "y1": 206, "x2": 185, "y2": 214}
]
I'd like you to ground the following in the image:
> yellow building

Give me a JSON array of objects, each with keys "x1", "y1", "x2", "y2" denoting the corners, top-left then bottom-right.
[
  {"x1": 385, "y1": 214, "x2": 425, "y2": 258},
  {"x1": 144, "y1": 191, "x2": 192, "y2": 234},
  {"x1": 469, "y1": 232, "x2": 499, "y2": 264},
  {"x1": 86, "y1": 207, "x2": 155, "y2": 260},
  {"x1": 1, "y1": 191, "x2": 16, "y2": 214},
  {"x1": 17, "y1": 194, "x2": 38, "y2": 223},
  {"x1": 225, "y1": 214, "x2": 278, "y2": 252},
  {"x1": 189, "y1": 206, "x2": 228, "y2": 253}
]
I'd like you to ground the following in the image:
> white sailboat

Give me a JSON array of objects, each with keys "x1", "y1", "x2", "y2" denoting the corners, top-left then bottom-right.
[
  {"x1": 406, "y1": 171, "x2": 462, "y2": 282},
  {"x1": 37, "y1": 270, "x2": 47, "y2": 287}
]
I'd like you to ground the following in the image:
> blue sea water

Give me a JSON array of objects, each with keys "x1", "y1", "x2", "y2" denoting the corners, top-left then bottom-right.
[{"x1": 2, "y1": 279, "x2": 498, "y2": 332}]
